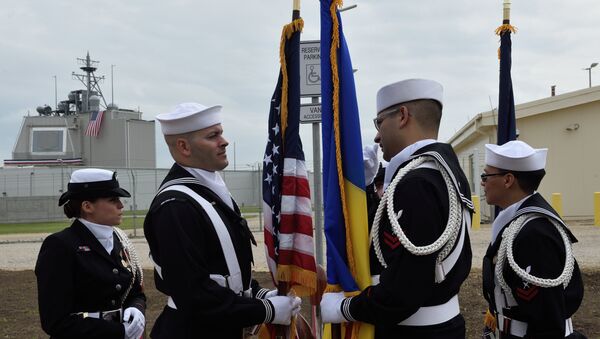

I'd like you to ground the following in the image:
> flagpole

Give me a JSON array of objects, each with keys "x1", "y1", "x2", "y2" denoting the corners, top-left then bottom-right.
[
  {"x1": 293, "y1": 0, "x2": 300, "y2": 19},
  {"x1": 503, "y1": 0, "x2": 511, "y2": 23}
]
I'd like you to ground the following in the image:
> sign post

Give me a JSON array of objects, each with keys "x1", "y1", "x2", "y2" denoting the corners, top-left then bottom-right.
[{"x1": 300, "y1": 40, "x2": 323, "y2": 265}]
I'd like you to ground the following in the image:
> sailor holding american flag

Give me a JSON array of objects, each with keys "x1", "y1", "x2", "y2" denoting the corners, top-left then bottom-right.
[{"x1": 144, "y1": 103, "x2": 301, "y2": 339}]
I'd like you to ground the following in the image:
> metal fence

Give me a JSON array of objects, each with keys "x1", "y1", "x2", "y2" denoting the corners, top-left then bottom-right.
[{"x1": 0, "y1": 166, "x2": 317, "y2": 223}]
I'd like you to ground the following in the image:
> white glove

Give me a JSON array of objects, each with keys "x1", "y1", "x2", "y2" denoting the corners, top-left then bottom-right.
[
  {"x1": 264, "y1": 289, "x2": 279, "y2": 299},
  {"x1": 122, "y1": 307, "x2": 145, "y2": 339},
  {"x1": 363, "y1": 144, "x2": 379, "y2": 185},
  {"x1": 267, "y1": 295, "x2": 302, "y2": 325},
  {"x1": 320, "y1": 292, "x2": 349, "y2": 323}
]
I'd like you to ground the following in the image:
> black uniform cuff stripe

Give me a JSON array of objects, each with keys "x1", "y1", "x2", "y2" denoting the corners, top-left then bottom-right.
[
  {"x1": 341, "y1": 297, "x2": 355, "y2": 322},
  {"x1": 256, "y1": 288, "x2": 270, "y2": 299},
  {"x1": 263, "y1": 299, "x2": 274, "y2": 323}
]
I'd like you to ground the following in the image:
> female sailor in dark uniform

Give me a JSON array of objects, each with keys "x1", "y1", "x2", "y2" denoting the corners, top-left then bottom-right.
[
  {"x1": 480, "y1": 141, "x2": 585, "y2": 338},
  {"x1": 35, "y1": 168, "x2": 146, "y2": 339}
]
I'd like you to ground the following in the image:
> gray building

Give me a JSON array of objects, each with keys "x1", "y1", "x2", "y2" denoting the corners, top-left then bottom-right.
[
  {"x1": 4, "y1": 53, "x2": 155, "y2": 168},
  {"x1": 7, "y1": 109, "x2": 155, "y2": 168}
]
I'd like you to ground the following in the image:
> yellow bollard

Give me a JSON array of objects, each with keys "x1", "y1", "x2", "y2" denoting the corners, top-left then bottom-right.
[
  {"x1": 595, "y1": 192, "x2": 600, "y2": 226},
  {"x1": 471, "y1": 195, "x2": 481, "y2": 230},
  {"x1": 551, "y1": 193, "x2": 563, "y2": 217}
]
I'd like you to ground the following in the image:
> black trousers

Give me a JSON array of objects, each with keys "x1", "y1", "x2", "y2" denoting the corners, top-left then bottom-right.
[
  {"x1": 150, "y1": 306, "x2": 245, "y2": 339},
  {"x1": 374, "y1": 314, "x2": 466, "y2": 339},
  {"x1": 500, "y1": 330, "x2": 587, "y2": 339}
]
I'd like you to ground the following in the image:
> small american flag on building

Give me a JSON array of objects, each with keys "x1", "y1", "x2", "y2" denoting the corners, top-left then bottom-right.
[
  {"x1": 262, "y1": 17, "x2": 316, "y2": 298},
  {"x1": 85, "y1": 111, "x2": 105, "y2": 137}
]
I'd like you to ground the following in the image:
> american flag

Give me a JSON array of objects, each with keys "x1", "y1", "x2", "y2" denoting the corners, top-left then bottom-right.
[
  {"x1": 85, "y1": 111, "x2": 105, "y2": 137},
  {"x1": 262, "y1": 17, "x2": 316, "y2": 297}
]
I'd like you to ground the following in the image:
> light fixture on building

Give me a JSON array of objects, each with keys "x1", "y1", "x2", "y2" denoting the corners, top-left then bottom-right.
[
  {"x1": 583, "y1": 63, "x2": 598, "y2": 88},
  {"x1": 565, "y1": 123, "x2": 580, "y2": 131}
]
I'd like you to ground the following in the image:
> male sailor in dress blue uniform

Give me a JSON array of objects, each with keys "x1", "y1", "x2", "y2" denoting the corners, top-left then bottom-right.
[
  {"x1": 480, "y1": 140, "x2": 585, "y2": 338},
  {"x1": 320, "y1": 79, "x2": 473, "y2": 338},
  {"x1": 144, "y1": 103, "x2": 301, "y2": 339}
]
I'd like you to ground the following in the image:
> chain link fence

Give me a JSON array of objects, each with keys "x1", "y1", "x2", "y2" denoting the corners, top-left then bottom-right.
[{"x1": 0, "y1": 166, "x2": 316, "y2": 225}]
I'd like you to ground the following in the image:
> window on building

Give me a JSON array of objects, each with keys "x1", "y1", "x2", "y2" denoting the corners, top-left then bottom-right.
[{"x1": 30, "y1": 127, "x2": 66, "y2": 155}]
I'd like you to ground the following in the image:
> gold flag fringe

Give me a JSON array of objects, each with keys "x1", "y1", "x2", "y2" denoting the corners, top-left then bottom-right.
[
  {"x1": 495, "y1": 23, "x2": 517, "y2": 35},
  {"x1": 329, "y1": 0, "x2": 358, "y2": 281},
  {"x1": 279, "y1": 18, "x2": 304, "y2": 142},
  {"x1": 495, "y1": 24, "x2": 517, "y2": 60},
  {"x1": 276, "y1": 265, "x2": 317, "y2": 297},
  {"x1": 276, "y1": 17, "x2": 319, "y2": 301},
  {"x1": 484, "y1": 308, "x2": 497, "y2": 331},
  {"x1": 324, "y1": 283, "x2": 361, "y2": 297}
]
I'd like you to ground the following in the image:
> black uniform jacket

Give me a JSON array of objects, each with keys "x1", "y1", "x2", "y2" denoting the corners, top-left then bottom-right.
[
  {"x1": 144, "y1": 164, "x2": 267, "y2": 339},
  {"x1": 366, "y1": 182, "x2": 383, "y2": 276},
  {"x1": 35, "y1": 219, "x2": 146, "y2": 339},
  {"x1": 482, "y1": 193, "x2": 584, "y2": 338},
  {"x1": 349, "y1": 143, "x2": 473, "y2": 339}
]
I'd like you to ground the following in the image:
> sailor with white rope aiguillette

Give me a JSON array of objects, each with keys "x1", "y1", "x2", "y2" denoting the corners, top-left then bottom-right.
[
  {"x1": 320, "y1": 79, "x2": 474, "y2": 339},
  {"x1": 480, "y1": 140, "x2": 586, "y2": 339}
]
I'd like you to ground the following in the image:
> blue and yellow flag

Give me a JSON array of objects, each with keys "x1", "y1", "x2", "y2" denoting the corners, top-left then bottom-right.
[{"x1": 321, "y1": 0, "x2": 373, "y2": 338}]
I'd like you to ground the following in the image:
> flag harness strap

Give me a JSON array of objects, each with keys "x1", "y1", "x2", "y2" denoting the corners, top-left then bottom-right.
[
  {"x1": 495, "y1": 212, "x2": 575, "y2": 308},
  {"x1": 161, "y1": 184, "x2": 244, "y2": 294},
  {"x1": 149, "y1": 184, "x2": 245, "y2": 310},
  {"x1": 371, "y1": 153, "x2": 470, "y2": 283}
]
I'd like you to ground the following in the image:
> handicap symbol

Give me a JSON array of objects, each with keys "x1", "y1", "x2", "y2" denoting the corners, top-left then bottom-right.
[{"x1": 307, "y1": 65, "x2": 320, "y2": 84}]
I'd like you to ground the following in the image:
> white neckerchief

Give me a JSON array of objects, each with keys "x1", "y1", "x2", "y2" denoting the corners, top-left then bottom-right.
[
  {"x1": 383, "y1": 139, "x2": 437, "y2": 191},
  {"x1": 491, "y1": 193, "x2": 533, "y2": 244},
  {"x1": 79, "y1": 218, "x2": 114, "y2": 254},
  {"x1": 182, "y1": 166, "x2": 234, "y2": 210}
]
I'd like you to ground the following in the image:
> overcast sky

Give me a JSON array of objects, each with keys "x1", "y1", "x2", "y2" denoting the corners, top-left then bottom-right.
[{"x1": 1, "y1": 0, "x2": 599, "y2": 170}]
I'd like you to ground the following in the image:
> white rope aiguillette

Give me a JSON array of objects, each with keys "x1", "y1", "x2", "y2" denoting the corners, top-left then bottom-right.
[
  {"x1": 495, "y1": 214, "x2": 574, "y2": 301},
  {"x1": 371, "y1": 156, "x2": 463, "y2": 269}
]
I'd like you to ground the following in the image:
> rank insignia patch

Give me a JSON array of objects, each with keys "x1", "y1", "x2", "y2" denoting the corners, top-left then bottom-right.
[
  {"x1": 516, "y1": 266, "x2": 538, "y2": 301},
  {"x1": 383, "y1": 231, "x2": 401, "y2": 250},
  {"x1": 516, "y1": 285, "x2": 539, "y2": 301}
]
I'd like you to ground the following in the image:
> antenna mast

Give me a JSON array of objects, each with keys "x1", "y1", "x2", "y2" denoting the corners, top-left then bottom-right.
[{"x1": 71, "y1": 52, "x2": 108, "y2": 111}]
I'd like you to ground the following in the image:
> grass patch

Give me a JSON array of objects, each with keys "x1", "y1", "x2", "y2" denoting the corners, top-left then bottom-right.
[
  {"x1": 0, "y1": 208, "x2": 260, "y2": 235},
  {"x1": 239, "y1": 206, "x2": 261, "y2": 214},
  {"x1": 0, "y1": 215, "x2": 147, "y2": 235}
]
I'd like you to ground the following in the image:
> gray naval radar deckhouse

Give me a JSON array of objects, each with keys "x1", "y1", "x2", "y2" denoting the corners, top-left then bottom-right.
[{"x1": 5, "y1": 52, "x2": 155, "y2": 168}]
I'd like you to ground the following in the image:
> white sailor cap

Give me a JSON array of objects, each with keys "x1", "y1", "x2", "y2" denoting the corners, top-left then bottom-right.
[
  {"x1": 485, "y1": 140, "x2": 548, "y2": 172},
  {"x1": 156, "y1": 102, "x2": 223, "y2": 135},
  {"x1": 376, "y1": 78, "x2": 443, "y2": 113},
  {"x1": 59, "y1": 168, "x2": 130, "y2": 206}
]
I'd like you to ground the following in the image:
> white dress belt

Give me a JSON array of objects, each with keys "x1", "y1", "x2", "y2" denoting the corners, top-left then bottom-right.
[
  {"x1": 151, "y1": 254, "x2": 251, "y2": 310},
  {"x1": 497, "y1": 314, "x2": 573, "y2": 337},
  {"x1": 398, "y1": 294, "x2": 459, "y2": 326},
  {"x1": 73, "y1": 308, "x2": 121, "y2": 320},
  {"x1": 371, "y1": 275, "x2": 380, "y2": 285}
]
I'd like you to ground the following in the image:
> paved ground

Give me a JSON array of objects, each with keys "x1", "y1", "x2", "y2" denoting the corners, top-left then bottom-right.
[{"x1": 2, "y1": 219, "x2": 599, "y2": 271}]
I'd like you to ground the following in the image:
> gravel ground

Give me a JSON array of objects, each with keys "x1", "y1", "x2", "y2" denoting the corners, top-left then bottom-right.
[{"x1": 1, "y1": 220, "x2": 599, "y2": 271}]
